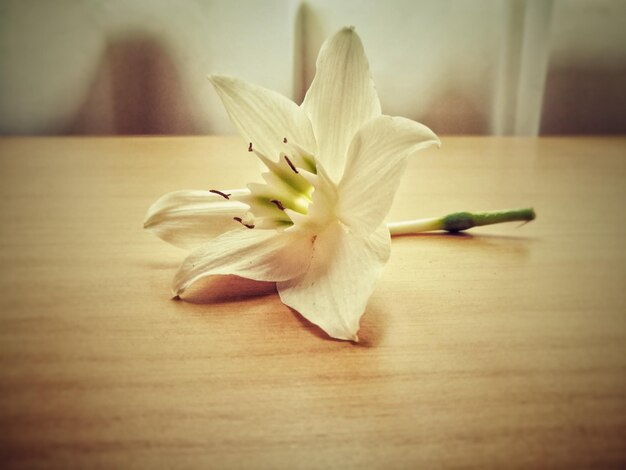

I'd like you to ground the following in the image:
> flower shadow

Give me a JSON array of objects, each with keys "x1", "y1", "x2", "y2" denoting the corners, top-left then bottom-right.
[
  {"x1": 392, "y1": 231, "x2": 536, "y2": 260},
  {"x1": 287, "y1": 305, "x2": 385, "y2": 348},
  {"x1": 392, "y1": 231, "x2": 536, "y2": 242},
  {"x1": 179, "y1": 275, "x2": 276, "y2": 305}
]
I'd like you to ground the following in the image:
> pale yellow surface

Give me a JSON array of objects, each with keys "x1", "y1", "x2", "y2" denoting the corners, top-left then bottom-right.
[{"x1": 0, "y1": 136, "x2": 624, "y2": 468}]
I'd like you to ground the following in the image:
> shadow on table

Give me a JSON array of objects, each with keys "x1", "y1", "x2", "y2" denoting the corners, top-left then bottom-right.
[
  {"x1": 176, "y1": 274, "x2": 386, "y2": 346},
  {"x1": 392, "y1": 231, "x2": 535, "y2": 259},
  {"x1": 391, "y1": 231, "x2": 537, "y2": 242},
  {"x1": 287, "y1": 305, "x2": 385, "y2": 347},
  {"x1": 179, "y1": 275, "x2": 276, "y2": 304}
]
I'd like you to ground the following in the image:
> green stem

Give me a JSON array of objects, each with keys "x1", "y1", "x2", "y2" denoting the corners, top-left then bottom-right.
[{"x1": 387, "y1": 208, "x2": 535, "y2": 236}]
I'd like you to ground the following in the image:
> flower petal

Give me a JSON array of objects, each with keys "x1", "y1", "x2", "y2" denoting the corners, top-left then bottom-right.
[
  {"x1": 172, "y1": 228, "x2": 315, "y2": 296},
  {"x1": 277, "y1": 222, "x2": 390, "y2": 341},
  {"x1": 209, "y1": 75, "x2": 317, "y2": 160},
  {"x1": 338, "y1": 115, "x2": 440, "y2": 234},
  {"x1": 144, "y1": 189, "x2": 249, "y2": 249},
  {"x1": 301, "y1": 27, "x2": 381, "y2": 182}
]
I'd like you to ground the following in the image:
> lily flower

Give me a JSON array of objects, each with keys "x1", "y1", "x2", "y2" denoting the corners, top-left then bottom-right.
[
  {"x1": 144, "y1": 26, "x2": 440, "y2": 340},
  {"x1": 145, "y1": 26, "x2": 536, "y2": 341}
]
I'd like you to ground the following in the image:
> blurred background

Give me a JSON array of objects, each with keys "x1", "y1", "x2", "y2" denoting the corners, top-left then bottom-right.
[{"x1": 0, "y1": 0, "x2": 625, "y2": 137}]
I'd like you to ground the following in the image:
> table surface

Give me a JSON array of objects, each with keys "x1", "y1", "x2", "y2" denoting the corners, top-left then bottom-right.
[{"x1": 0, "y1": 136, "x2": 624, "y2": 468}]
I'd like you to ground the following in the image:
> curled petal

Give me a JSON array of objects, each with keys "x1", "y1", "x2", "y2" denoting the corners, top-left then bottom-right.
[
  {"x1": 209, "y1": 75, "x2": 317, "y2": 160},
  {"x1": 172, "y1": 228, "x2": 315, "y2": 296},
  {"x1": 277, "y1": 222, "x2": 391, "y2": 341},
  {"x1": 338, "y1": 116, "x2": 440, "y2": 234},
  {"x1": 302, "y1": 27, "x2": 381, "y2": 182},
  {"x1": 144, "y1": 189, "x2": 249, "y2": 249}
]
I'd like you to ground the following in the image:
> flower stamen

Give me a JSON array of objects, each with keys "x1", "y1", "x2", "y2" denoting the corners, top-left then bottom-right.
[
  {"x1": 270, "y1": 199, "x2": 285, "y2": 210},
  {"x1": 209, "y1": 189, "x2": 231, "y2": 200},
  {"x1": 233, "y1": 217, "x2": 255, "y2": 229},
  {"x1": 284, "y1": 155, "x2": 298, "y2": 174},
  {"x1": 283, "y1": 137, "x2": 288, "y2": 143},
  {"x1": 248, "y1": 142, "x2": 253, "y2": 152}
]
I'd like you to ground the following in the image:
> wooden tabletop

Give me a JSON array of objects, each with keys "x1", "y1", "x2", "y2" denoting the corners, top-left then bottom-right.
[{"x1": 0, "y1": 136, "x2": 624, "y2": 468}]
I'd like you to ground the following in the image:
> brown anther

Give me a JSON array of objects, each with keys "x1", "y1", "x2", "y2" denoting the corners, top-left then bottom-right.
[
  {"x1": 284, "y1": 155, "x2": 298, "y2": 173},
  {"x1": 233, "y1": 217, "x2": 255, "y2": 229},
  {"x1": 209, "y1": 189, "x2": 231, "y2": 200},
  {"x1": 283, "y1": 137, "x2": 288, "y2": 143},
  {"x1": 270, "y1": 199, "x2": 285, "y2": 211},
  {"x1": 248, "y1": 142, "x2": 253, "y2": 152}
]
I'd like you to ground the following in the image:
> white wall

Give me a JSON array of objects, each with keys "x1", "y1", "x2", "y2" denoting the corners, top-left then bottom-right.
[
  {"x1": 541, "y1": 0, "x2": 626, "y2": 134},
  {"x1": 0, "y1": 0, "x2": 625, "y2": 135},
  {"x1": 298, "y1": 0, "x2": 507, "y2": 134},
  {"x1": 0, "y1": 0, "x2": 300, "y2": 135}
]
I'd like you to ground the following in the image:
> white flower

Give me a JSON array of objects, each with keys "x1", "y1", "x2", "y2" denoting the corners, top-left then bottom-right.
[{"x1": 144, "y1": 27, "x2": 440, "y2": 341}]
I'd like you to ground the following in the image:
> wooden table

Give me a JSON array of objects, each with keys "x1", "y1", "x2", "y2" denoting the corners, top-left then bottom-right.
[{"x1": 0, "y1": 136, "x2": 624, "y2": 468}]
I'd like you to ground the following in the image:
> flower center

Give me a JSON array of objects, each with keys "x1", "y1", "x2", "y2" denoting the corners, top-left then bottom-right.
[{"x1": 234, "y1": 139, "x2": 320, "y2": 230}]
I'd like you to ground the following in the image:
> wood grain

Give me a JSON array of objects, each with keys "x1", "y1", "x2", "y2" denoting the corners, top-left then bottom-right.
[{"x1": 0, "y1": 136, "x2": 625, "y2": 468}]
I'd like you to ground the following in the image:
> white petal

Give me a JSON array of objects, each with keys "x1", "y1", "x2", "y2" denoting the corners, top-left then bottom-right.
[
  {"x1": 302, "y1": 27, "x2": 381, "y2": 182},
  {"x1": 209, "y1": 75, "x2": 317, "y2": 160},
  {"x1": 173, "y1": 228, "x2": 315, "y2": 296},
  {"x1": 338, "y1": 116, "x2": 440, "y2": 234},
  {"x1": 277, "y1": 222, "x2": 390, "y2": 341},
  {"x1": 144, "y1": 189, "x2": 249, "y2": 249}
]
